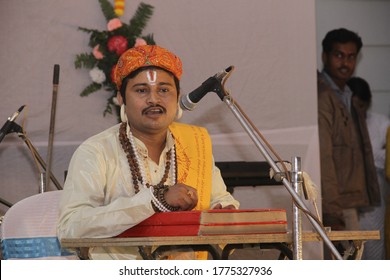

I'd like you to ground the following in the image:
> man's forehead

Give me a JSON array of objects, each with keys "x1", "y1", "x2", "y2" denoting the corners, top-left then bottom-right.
[
  {"x1": 130, "y1": 69, "x2": 175, "y2": 86},
  {"x1": 332, "y1": 42, "x2": 358, "y2": 54},
  {"x1": 146, "y1": 70, "x2": 157, "y2": 85}
]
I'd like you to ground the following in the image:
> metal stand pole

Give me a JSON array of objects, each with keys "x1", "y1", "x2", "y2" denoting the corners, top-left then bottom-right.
[
  {"x1": 39, "y1": 172, "x2": 46, "y2": 193},
  {"x1": 0, "y1": 197, "x2": 13, "y2": 208},
  {"x1": 17, "y1": 131, "x2": 63, "y2": 191},
  {"x1": 46, "y1": 64, "x2": 60, "y2": 190},
  {"x1": 291, "y1": 156, "x2": 303, "y2": 260}
]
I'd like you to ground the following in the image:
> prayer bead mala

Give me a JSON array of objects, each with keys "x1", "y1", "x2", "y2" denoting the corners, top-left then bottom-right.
[{"x1": 118, "y1": 122, "x2": 179, "y2": 212}]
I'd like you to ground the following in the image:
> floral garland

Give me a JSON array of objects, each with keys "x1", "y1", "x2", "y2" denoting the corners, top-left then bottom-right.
[{"x1": 75, "y1": 0, "x2": 155, "y2": 118}]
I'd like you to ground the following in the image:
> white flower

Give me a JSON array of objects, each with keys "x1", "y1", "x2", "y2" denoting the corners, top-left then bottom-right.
[
  {"x1": 89, "y1": 67, "x2": 106, "y2": 84},
  {"x1": 112, "y1": 96, "x2": 120, "y2": 105}
]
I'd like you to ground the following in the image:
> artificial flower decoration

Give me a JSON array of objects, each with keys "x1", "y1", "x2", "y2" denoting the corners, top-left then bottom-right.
[
  {"x1": 114, "y1": 0, "x2": 125, "y2": 16},
  {"x1": 92, "y1": 45, "x2": 104, "y2": 59},
  {"x1": 107, "y1": 35, "x2": 129, "y2": 56},
  {"x1": 75, "y1": 0, "x2": 155, "y2": 118},
  {"x1": 107, "y1": 18, "x2": 123, "y2": 31},
  {"x1": 134, "y1": 37, "x2": 147, "y2": 47},
  {"x1": 89, "y1": 67, "x2": 106, "y2": 84}
]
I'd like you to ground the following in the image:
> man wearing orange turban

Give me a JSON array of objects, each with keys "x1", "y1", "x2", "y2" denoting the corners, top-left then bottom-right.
[{"x1": 57, "y1": 45, "x2": 239, "y2": 260}]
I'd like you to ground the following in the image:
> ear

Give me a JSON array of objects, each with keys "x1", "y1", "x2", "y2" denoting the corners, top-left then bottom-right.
[
  {"x1": 117, "y1": 91, "x2": 124, "y2": 105},
  {"x1": 175, "y1": 102, "x2": 183, "y2": 120},
  {"x1": 120, "y1": 103, "x2": 128, "y2": 123},
  {"x1": 321, "y1": 52, "x2": 327, "y2": 65}
]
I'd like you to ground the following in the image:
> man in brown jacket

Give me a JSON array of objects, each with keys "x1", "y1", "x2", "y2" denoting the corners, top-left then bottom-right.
[{"x1": 317, "y1": 28, "x2": 380, "y2": 244}]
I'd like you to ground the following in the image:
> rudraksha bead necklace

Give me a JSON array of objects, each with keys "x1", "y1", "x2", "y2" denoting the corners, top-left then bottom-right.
[{"x1": 118, "y1": 122, "x2": 176, "y2": 194}]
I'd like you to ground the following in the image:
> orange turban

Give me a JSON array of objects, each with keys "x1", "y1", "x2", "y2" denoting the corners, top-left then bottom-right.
[{"x1": 114, "y1": 45, "x2": 183, "y2": 90}]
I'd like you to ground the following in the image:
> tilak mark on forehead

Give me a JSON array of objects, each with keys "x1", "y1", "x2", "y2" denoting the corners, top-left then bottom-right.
[{"x1": 146, "y1": 70, "x2": 157, "y2": 84}]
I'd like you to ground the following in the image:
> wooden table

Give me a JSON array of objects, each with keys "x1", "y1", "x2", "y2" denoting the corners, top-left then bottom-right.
[{"x1": 60, "y1": 230, "x2": 379, "y2": 260}]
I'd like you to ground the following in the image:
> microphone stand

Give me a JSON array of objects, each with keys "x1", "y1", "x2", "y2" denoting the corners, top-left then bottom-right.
[
  {"x1": 45, "y1": 64, "x2": 60, "y2": 191},
  {"x1": 291, "y1": 157, "x2": 303, "y2": 259},
  {"x1": 0, "y1": 122, "x2": 23, "y2": 207},
  {"x1": 0, "y1": 122, "x2": 63, "y2": 208},
  {"x1": 17, "y1": 130, "x2": 63, "y2": 191},
  {"x1": 0, "y1": 197, "x2": 13, "y2": 208},
  {"x1": 213, "y1": 66, "x2": 343, "y2": 260},
  {"x1": 8, "y1": 122, "x2": 63, "y2": 191}
]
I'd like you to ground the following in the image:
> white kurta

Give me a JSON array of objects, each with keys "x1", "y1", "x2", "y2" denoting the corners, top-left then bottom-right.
[{"x1": 57, "y1": 123, "x2": 239, "y2": 259}]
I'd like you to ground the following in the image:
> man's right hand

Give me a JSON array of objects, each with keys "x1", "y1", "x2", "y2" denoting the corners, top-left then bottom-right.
[{"x1": 164, "y1": 183, "x2": 198, "y2": 211}]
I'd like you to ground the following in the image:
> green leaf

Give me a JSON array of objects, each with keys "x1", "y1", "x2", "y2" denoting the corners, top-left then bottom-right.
[
  {"x1": 103, "y1": 102, "x2": 113, "y2": 116},
  {"x1": 99, "y1": 0, "x2": 116, "y2": 21},
  {"x1": 128, "y1": 3, "x2": 154, "y2": 37},
  {"x1": 103, "y1": 96, "x2": 121, "y2": 123},
  {"x1": 142, "y1": 34, "x2": 156, "y2": 45},
  {"x1": 89, "y1": 31, "x2": 109, "y2": 48},
  {"x1": 74, "y1": 53, "x2": 96, "y2": 69},
  {"x1": 80, "y1": 83, "x2": 102, "y2": 97},
  {"x1": 78, "y1": 26, "x2": 100, "y2": 34}
]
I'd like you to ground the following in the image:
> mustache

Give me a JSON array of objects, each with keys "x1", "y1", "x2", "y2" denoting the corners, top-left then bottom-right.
[{"x1": 142, "y1": 104, "x2": 166, "y2": 114}]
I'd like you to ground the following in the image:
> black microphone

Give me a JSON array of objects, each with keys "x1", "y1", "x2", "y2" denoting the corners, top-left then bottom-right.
[
  {"x1": 180, "y1": 66, "x2": 233, "y2": 111},
  {"x1": 0, "y1": 105, "x2": 26, "y2": 143}
]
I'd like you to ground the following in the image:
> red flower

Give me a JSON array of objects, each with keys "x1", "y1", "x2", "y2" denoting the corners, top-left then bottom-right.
[{"x1": 107, "y1": 35, "x2": 128, "y2": 56}]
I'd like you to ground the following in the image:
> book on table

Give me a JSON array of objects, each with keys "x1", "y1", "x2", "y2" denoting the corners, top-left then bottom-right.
[{"x1": 116, "y1": 208, "x2": 288, "y2": 237}]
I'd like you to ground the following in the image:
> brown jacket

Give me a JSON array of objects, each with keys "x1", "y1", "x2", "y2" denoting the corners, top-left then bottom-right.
[{"x1": 317, "y1": 72, "x2": 380, "y2": 228}]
